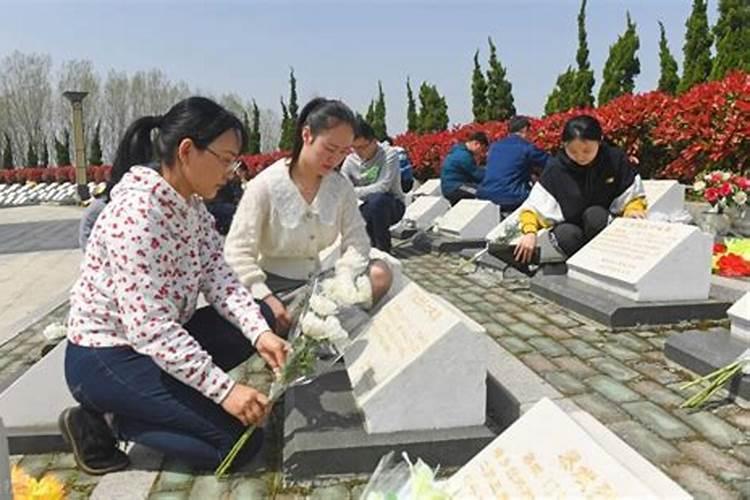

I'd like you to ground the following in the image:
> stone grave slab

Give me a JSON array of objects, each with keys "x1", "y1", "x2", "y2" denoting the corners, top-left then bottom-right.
[
  {"x1": 0, "y1": 340, "x2": 74, "y2": 454},
  {"x1": 413, "y1": 178, "x2": 441, "y2": 197},
  {"x1": 346, "y1": 282, "x2": 487, "y2": 433},
  {"x1": 436, "y1": 199, "x2": 500, "y2": 240},
  {"x1": 664, "y1": 329, "x2": 750, "y2": 402},
  {"x1": 567, "y1": 219, "x2": 712, "y2": 302},
  {"x1": 444, "y1": 398, "x2": 691, "y2": 499},
  {"x1": 530, "y1": 273, "x2": 730, "y2": 328},
  {"x1": 391, "y1": 195, "x2": 450, "y2": 239},
  {"x1": 643, "y1": 179, "x2": 685, "y2": 220},
  {"x1": 282, "y1": 331, "x2": 569, "y2": 480},
  {"x1": 727, "y1": 291, "x2": 750, "y2": 343}
]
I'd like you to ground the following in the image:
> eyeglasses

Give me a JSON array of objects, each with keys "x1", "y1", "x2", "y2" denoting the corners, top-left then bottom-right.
[{"x1": 205, "y1": 146, "x2": 243, "y2": 176}]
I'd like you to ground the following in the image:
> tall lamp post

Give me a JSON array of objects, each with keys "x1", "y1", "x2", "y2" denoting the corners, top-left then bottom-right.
[{"x1": 63, "y1": 91, "x2": 89, "y2": 201}]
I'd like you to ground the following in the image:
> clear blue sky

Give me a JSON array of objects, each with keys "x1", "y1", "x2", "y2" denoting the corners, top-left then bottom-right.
[{"x1": 1, "y1": 0, "x2": 717, "y2": 135}]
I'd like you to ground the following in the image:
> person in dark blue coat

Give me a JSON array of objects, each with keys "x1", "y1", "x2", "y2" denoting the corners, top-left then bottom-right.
[
  {"x1": 439, "y1": 132, "x2": 488, "y2": 205},
  {"x1": 477, "y1": 116, "x2": 550, "y2": 211}
]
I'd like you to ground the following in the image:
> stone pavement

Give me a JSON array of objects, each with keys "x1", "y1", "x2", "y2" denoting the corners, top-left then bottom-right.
[
  {"x1": 0, "y1": 205, "x2": 83, "y2": 345},
  {"x1": 4, "y1": 244, "x2": 750, "y2": 499}
]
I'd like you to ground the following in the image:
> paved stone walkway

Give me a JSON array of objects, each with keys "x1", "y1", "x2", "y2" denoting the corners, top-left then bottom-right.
[{"x1": 5, "y1": 245, "x2": 750, "y2": 499}]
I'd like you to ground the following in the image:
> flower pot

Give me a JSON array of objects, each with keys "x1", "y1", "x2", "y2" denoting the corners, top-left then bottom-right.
[
  {"x1": 697, "y1": 211, "x2": 730, "y2": 237},
  {"x1": 726, "y1": 206, "x2": 750, "y2": 236}
]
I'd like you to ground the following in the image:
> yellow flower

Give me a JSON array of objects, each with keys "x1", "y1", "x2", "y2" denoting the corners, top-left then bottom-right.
[{"x1": 12, "y1": 466, "x2": 65, "y2": 500}]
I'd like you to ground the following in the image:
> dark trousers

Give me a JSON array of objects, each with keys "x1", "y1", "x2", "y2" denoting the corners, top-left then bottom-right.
[
  {"x1": 551, "y1": 205, "x2": 609, "y2": 257},
  {"x1": 359, "y1": 192, "x2": 405, "y2": 252},
  {"x1": 64, "y1": 304, "x2": 274, "y2": 470},
  {"x1": 444, "y1": 184, "x2": 478, "y2": 206}
]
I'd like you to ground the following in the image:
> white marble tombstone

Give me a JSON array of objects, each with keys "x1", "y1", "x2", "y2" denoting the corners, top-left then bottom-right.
[
  {"x1": 727, "y1": 292, "x2": 750, "y2": 344},
  {"x1": 643, "y1": 180, "x2": 685, "y2": 220},
  {"x1": 401, "y1": 195, "x2": 451, "y2": 230},
  {"x1": 436, "y1": 199, "x2": 500, "y2": 240},
  {"x1": 412, "y1": 178, "x2": 441, "y2": 197},
  {"x1": 567, "y1": 218, "x2": 712, "y2": 302},
  {"x1": 345, "y1": 282, "x2": 487, "y2": 433},
  {"x1": 444, "y1": 398, "x2": 692, "y2": 499}
]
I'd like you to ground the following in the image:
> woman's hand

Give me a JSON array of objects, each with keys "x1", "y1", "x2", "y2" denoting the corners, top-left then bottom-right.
[
  {"x1": 256, "y1": 331, "x2": 290, "y2": 375},
  {"x1": 221, "y1": 383, "x2": 270, "y2": 426},
  {"x1": 263, "y1": 295, "x2": 291, "y2": 335},
  {"x1": 513, "y1": 233, "x2": 538, "y2": 264}
]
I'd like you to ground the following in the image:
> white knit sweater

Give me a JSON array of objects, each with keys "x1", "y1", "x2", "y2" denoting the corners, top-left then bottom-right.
[{"x1": 225, "y1": 159, "x2": 370, "y2": 299}]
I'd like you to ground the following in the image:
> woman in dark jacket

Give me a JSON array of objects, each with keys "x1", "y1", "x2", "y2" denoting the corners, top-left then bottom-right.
[{"x1": 513, "y1": 115, "x2": 647, "y2": 264}]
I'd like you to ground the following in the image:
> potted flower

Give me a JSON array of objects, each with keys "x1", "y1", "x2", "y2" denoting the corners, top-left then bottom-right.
[{"x1": 692, "y1": 170, "x2": 750, "y2": 236}]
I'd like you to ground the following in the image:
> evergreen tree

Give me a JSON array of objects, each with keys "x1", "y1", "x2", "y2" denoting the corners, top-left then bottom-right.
[
  {"x1": 40, "y1": 137, "x2": 49, "y2": 167},
  {"x1": 288, "y1": 68, "x2": 299, "y2": 123},
  {"x1": 679, "y1": 0, "x2": 713, "y2": 92},
  {"x1": 417, "y1": 82, "x2": 449, "y2": 133},
  {"x1": 54, "y1": 130, "x2": 71, "y2": 166},
  {"x1": 372, "y1": 81, "x2": 387, "y2": 140},
  {"x1": 544, "y1": 68, "x2": 578, "y2": 115},
  {"x1": 710, "y1": 0, "x2": 750, "y2": 80},
  {"x1": 406, "y1": 77, "x2": 419, "y2": 132},
  {"x1": 241, "y1": 111, "x2": 251, "y2": 154},
  {"x1": 485, "y1": 37, "x2": 516, "y2": 121},
  {"x1": 471, "y1": 50, "x2": 489, "y2": 123},
  {"x1": 278, "y1": 98, "x2": 293, "y2": 151},
  {"x1": 248, "y1": 100, "x2": 262, "y2": 155},
  {"x1": 598, "y1": 12, "x2": 641, "y2": 105},
  {"x1": 89, "y1": 122, "x2": 103, "y2": 166},
  {"x1": 657, "y1": 21, "x2": 680, "y2": 94},
  {"x1": 545, "y1": 0, "x2": 594, "y2": 114},
  {"x1": 2, "y1": 133, "x2": 13, "y2": 169},
  {"x1": 365, "y1": 100, "x2": 376, "y2": 126}
]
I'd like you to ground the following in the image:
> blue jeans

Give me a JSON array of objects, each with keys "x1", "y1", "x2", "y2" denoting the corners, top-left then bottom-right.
[
  {"x1": 64, "y1": 304, "x2": 274, "y2": 470},
  {"x1": 359, "y1": 192, "x2": 405, "y2": 252}
]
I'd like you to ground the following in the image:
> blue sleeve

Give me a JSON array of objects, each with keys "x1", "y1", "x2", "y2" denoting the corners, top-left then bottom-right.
[
  {"x1": 527, "y1": 143, "x2": 550, "y2": 170},
  {"x1": 460, "y1": 152, "x2": 484, "y2": 183}
]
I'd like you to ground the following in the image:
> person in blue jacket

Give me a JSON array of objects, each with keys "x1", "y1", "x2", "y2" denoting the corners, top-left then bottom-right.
[
  {"x1": 439, "y1": 132, "x2": 488, "y2": 205},
  {"x1": 477, "y1": 116, "x2": 550, "y2": 211}
]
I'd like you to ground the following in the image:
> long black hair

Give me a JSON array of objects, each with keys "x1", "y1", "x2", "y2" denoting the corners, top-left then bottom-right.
[
  {"x1": 106, "y1": 96, "x2": 246, "y2": 200},
  {"x1": 289, "y1": 97, "x2": 356, "y2": 168}
]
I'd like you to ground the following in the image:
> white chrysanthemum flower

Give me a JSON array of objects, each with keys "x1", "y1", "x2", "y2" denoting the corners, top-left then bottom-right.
[
  {"x1": 355, "y1": 275, "x2": 373, "y2": 308},
  {"x1": 723, "y1": 172, "x2": 732, "y2": 181},
  {"x1": 335, "y1": 247, "x2": 369, "y2": 277},
  {"x1": 322, "y1": 274, "x2": 360, "y2": 306},
  {"x1": 42, "y1": 322, "x2": 67, "y2": 341},
  {"x1": 309, "y1": 294, "x2": 338, "y2": 317},
  {"x1": 733, "y1": 191, "x2": 748, "y2": 206},
  {"x1": 693, "y1": 180, "x2": 706, "y2": 192},
  {"x1": 301, "y1": 311, "x2": 328, "y2": 339},
  {"x1": 323, "y1": 315, "x2": 348, "y2": 342}
]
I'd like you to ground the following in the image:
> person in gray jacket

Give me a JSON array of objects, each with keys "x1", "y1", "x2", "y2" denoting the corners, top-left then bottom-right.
[{"x1": 341, "y1": 116, "x2": 404, "y2": 252}]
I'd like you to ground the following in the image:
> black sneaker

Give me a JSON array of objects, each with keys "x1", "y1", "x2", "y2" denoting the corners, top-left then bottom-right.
[{"x1": 58, "y1": 406, "x2": 130, "y2": 475}]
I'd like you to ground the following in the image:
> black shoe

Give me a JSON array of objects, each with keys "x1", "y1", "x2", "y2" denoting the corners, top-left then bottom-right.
[
  {"x1": 487, "y1": 242, "x2": 540, "y2": 275},
  {"x1": 58, "y1": 406, "x2": 130, "y2": 475}
]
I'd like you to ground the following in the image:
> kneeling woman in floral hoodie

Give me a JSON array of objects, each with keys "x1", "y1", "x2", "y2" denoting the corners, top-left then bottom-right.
[{"x1": 61, "y1": 97, "x2": 289, "y2": 474}]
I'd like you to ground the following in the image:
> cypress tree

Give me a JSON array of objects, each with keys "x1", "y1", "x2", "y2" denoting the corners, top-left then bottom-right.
[
  {"x1": 485, "y1": 37, "x2": 516, "y2": 121},
  {"x1": 710, "y1": 0, "x2": 750, "y2": 80},
  {"x1": 26, "y1": 136, "x2": 38, "y2": 167},
  {"x1": 3, "y1": 133, "x2": 13, "y2": 169},
  {"x1": 89, "y1": 122, "x2": 103, "y2": 166},
  {"x1": 248, "y1": 100, "x2": 261, "y2": 155},
  {"x1": 406, "y1": 77, "x2": 419, "y2": 132},
  {"x1": 372, "y1": 81, "x2": 387, "y2": 140},
  {"x1": 657, "y1": 21, "x2": 680, "y2": 94},
  {"x1": 55, "y1": 130, "x2": 71, "y2": 166},
  {"x1": 679, "y1": 0, "x2": 713, "y2": 92},
  {"x1": 417, "y1": 82, "x2": 449, "y2": 133},
  {"x1": 598, "y1": 12, "x2": 640, "y2": 105},
  {"x1": 471, "y1": 50, "x2": 488, "y2": 123}
]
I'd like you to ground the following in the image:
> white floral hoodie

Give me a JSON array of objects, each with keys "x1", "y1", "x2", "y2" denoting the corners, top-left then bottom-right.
[{"x1": 67, "y1": 166, "x2": 270, "y2": 404}]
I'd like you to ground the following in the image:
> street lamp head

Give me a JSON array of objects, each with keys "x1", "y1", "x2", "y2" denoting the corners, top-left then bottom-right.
[{"x1": 63, "y1": 91, "x2": 88, "y2": 103}]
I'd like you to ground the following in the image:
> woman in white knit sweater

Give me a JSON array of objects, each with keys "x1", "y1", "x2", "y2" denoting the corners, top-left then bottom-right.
[{"x1": 225, "y1": 98, "x2": 393, "y2": 333}]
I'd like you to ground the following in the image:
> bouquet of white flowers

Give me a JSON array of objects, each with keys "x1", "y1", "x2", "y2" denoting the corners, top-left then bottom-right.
[
  {"x1": 360, "y1": 452, "x2": 451, "y2": 500},
  {"x1": 215, "y1": 248, "x2": 373, "y2": 478}
]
